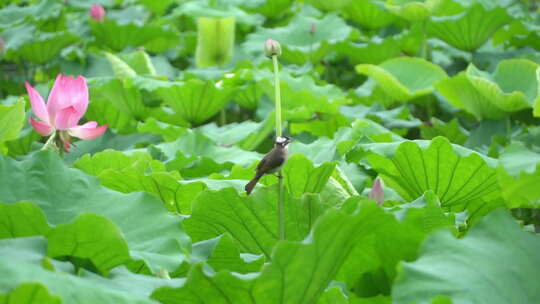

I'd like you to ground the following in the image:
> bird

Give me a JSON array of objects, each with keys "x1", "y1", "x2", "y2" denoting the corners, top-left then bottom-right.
[{"x1": 245, "y1": 136, "x2": 292, "y2": 195}]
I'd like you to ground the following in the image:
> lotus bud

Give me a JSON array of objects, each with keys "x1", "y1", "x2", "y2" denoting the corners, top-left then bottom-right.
[
  {"x1": 264, "y1": 38, "x2": 281, "y2": 58},
  {"x1": 369, "y1": 177, "x2": 384, "y2": 206},
  {"x1": 310, "y1": 23, "x2": 316, "y2": 35},
  {"x1": 89, "y1": 3, "x2": 106, "y2": 22}
]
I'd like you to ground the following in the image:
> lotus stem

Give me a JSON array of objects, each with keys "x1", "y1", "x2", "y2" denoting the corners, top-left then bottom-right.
[
  {"x1": 41, "y1": 131, "x2": 57, "y2": 151},
  {"x1": 272, "y1": 54, "x2": 285, "y2": 240}
]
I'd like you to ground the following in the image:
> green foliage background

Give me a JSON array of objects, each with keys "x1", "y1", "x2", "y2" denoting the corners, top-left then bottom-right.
[{"x1": 1, "y1": 0, "x2": 540, "y2": 303}]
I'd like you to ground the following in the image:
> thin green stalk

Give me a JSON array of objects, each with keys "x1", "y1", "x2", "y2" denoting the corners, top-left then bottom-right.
[
  {"x1": 41, "y1": 131, "x2": 56, "y2": 151},
  {"x1": 272, "y1": 54, "x2": 285, "y2": 240}
]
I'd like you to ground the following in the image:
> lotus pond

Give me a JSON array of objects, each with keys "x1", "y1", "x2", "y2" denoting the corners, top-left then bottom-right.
[{"x1": 1, "y1": 0, "x2": 540, "y2": 303}]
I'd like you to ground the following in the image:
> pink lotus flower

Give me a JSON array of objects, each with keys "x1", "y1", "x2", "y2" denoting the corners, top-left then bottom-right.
[
  {"x1": 26, "y1": 74, "x2": 107, "y2": 152},
  {"x1": 369, "y1": 177, "x2": 384, "y2": 206},
  {"x1": 89, "y1": 3, "x2": 105, "y2": 22}
]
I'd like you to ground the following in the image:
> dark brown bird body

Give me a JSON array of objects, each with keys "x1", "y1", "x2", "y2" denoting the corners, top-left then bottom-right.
[{"x1": 245, "y1": 136, "x2": 291, "y2": 195}]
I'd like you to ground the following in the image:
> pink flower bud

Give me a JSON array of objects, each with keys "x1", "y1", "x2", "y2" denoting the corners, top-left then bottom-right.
[
  {"x1": 310, "y1": 23, "x2": 316, "y2": 35},
  {"x1": 369, "y1": 177, "x2": 384, "y2": 206},
  {"x1": 89, "y1": 3, "x2": 106, "y2": 22},
  {"x1": 264, "y1": 38, "x2": 281, "y2": 58}
]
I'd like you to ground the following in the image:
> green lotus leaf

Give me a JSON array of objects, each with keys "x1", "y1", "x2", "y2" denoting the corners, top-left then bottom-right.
[
  {"x1": 195, "y1": 17, "x2": 235, "y2": 68},
  {"x1": 2, "y1": 24, "x2": 78, "y2": 64},
  {"x1": 73, "y1": 150, "x2": 194, "y2": 213},
  {"x1": 90, "y1": 20, "x2": 179, "y2": 53},
  {"x1": 282, "y1": 154, "x2": 337, "y2": 199},
  {"x1": 173, "y1": 0, "x2": 263, "y2": 26},
  {"x1": 248, "y1": 0, "x2": 292, "y2": 18},
  {"x1": 138, "y1": 0, "x2": 174, "y2": 15},
  {"x1": 184, "y1": 187, "x2": 332, "y2": 258},
  {"x1": 155, "y1": 129, "x2": 262, "y2": 172},
  {"x1": 244, "y1": 13, "x2": 352, "y2": 64},
  {"x1": 47, "y1": 213, "x2": 130, "y2": 275},
  {"x1": 339, "y1": 36, "x2": 403, "y2": 66},
  {"x1": 393, "y1": 209, "x2": 540, "y2": 304},
  {"x1": 155, "y1": 79, "x2": 234, "y2": 125},
  {"x1": 386, "y1": 0, "x2": 443, "y2": 22},
  {"x1": 0, "y1": 151, "x2": 189, "y2": 273},
  {"x1": 342, "y1": 0, "x2": 396, "y2": 30},
  {"x1": 337, "y1": 192, "x2": 454, "y2": 297},
  {"x1": 306, "y1": 0, "x2": 352, "y2": 11},
  {"x1": 0, "y1": 98, "x2": 24, "y2": 154},
  {"x1": 436, "y1": 59, "x2": 540, "y2": 120},
  {"x1": 356, "y1": 57, "x2": 447, "y2": 103},
  {"x1": 192, "y1": 234, "x2": 264, "y2": 274},
  {"x1": 154, "y1": 201, "x2": 392, "y2": 304},
  {"x1": 497, "y1": 143, "x2": 540, "y2": 208},
  {"x1": 420, "y1": 118, "x2": 468, "y2": 145},
  {"x1": 258, "y1": 70, "x2": 349, "y2": 116},
  {"x1": 137, "y1": 118, "x2": 187, "y2": 142},
  {"x1": 428, "y1": 3, "x2": 512, "y2": 51},
  {"x1": 359, "y1": 137, "x2": 500, "y2": 208},
  {"x1": 89, "y1": 77, "x2": 154, "y2": 121},
  {"x1": 0, "y1": 0, "x2": 62, "y2": 29},
  {"x1": 0, "y1": 282, "x2": 61, "y2": 304},
  {"x1": 0, "y1": 237, "x2": 182, "y2": 304},
  {"x1": 0, "y1": 201, "x2": 50, "y2": 238},
  {"x1": 85, "y1": 97, "x2": 138, "y2": 134}
]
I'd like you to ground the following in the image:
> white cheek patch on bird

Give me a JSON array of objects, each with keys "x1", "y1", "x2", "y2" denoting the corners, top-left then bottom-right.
[{"x1": 276, "y1": 136, "x2": 288, "y2": 143}]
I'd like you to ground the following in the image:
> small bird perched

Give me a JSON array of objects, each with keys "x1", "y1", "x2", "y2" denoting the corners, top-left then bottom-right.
[{"x1": 245, "y1": 136, "x2": 292, "y2": 195}]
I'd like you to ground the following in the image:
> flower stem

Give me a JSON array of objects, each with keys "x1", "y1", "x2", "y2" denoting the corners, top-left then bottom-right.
[
  {"x1": 272, "y1": 54, "x2": 285, "y2": 241},
  {"x1": 41, "y1": 131, "x2": 57, "y2": 151}
]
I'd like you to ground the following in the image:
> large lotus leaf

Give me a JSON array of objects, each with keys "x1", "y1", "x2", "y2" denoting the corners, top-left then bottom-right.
[
  {"x1": 0, "y1": 0, "x2": 62, "y2": 28},
  {"x1": 436, "y1": 59, "x2": 539, "y2": 120},
  {"x1": 173, "y1": 0, "x2": 263, "y2": 26},
  {"x1": 2, "y1": 24, "x2": 78, "y2": 64},
  {"x1": 90, "y1": 20, "x2": 179, "y2": 52},
  {"x1": 154, "y1": 202, "x2": 396, "y2": 304},
  {"x1": 306, "y1": 0, "x2": 352, "y2": 11},
  {"x1": 197, "y1": 121, "x2": 262, "y2": 145},
  {"x1": 47, "y1": 213, "x2": 130, "y2": 275},
  {"x1": 497, "y1": 143, "x2": 540, "y2": 208},
  {"x1": 154, "y1": 130, "x2": 262, "y2": 178},
  {"x1": 172, "y1": 232, "x2": 264, "y2": 277},
  {"x1": 359, "y1": 137, "x2": 500, "y2": 208},
  {"x1": 337, "y1": 192, "x2": 454, "y2": 297},
  {"x1": 0, "y1": 99, "x2": 24, "y2": 154},
  {"x1": 155, "y1": 79, "x2": 234, "y2": 125},
  {"x1": 0, "y1": 237, "x2": 183, "y2": 304},
  {"x1": 339, "y1": 37, "x2": 402, "y2": 66},
  {"x1": 85, "y1": 97, "x2": 137, "y2": 134},
  {"x1": 0, "y1": 151, "x2": 189, "y2": 273},
  {"x1": 0, "y1": 202, "x2": 129, "y2": 275},
  {"x1": 244, "y1": 13, "x2": 352, "y2": 64},
  {"x1": 137, "y1": 118, "x2": 187, "y2": 142},
  {"x1": 89, "y1": 77, "x2": 153, "y2": 121},
  {"x1": 0, "y1": 282, "x2": 61, "y2": 304},
  {"x1": 385, "y1": 0, "x2": 443, "y2": 22},
  {"x1": 0, "y1": 201, "x2": 50, "y2": 238},
  {"x1": 356, "y1": 57, "x2": 447, "y2": 103},
  {"x1": 282, "y1": 154, "x2": 337, "y2": 199},
  {"x1": 248, "y1": 0, "x2": 292, "y2": 18},
  {"x1": 184, "y1": 186, "x2": 332, "y2": 258},
  {"x1": 342, "y1": 0, "x2": 396, "y2": 30},
  {"x1": 258, "y1": 70, "x2": 349, "y2": 116},
  {"x1": 428, "y1": 3, "x2": 512, "y2": 51},
  {"x1": 420, "y1": 118, "x2": 468, "y2": 145},
  {"x1": 73, "y1": 150, "x2": 193, "y2": 213},
  {"x1": 393, "y1": 209, "x2": 540, "y2": 304}
]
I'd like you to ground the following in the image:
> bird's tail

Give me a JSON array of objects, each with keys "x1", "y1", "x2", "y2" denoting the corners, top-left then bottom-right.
[{"x1": 245, "y1": 174, "x2": 262, "y2": 195}]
